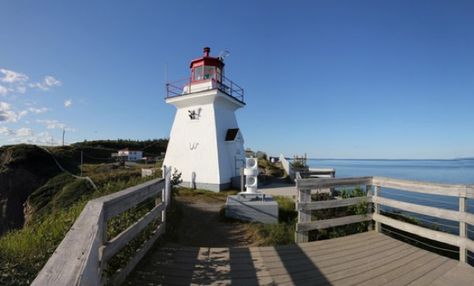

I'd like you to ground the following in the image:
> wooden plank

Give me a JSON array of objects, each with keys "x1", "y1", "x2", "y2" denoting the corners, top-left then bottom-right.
[
  {"x1": 373, "y1": 213, "x2": 474, "y2": 252},
  {"x1": 381, "y1": 256, "x2": 448, "y2": 286},
  {"x1": 372, "y1": 176, "x2": 474, "y2": 198},
  {"x1": 111, "y1": 223, "x2": 165, "y2": 286},
  {"x1": 258, "y1": 232, "x2": 379, "y2": 260},
  {"x1": 373, "y1": 196, "x2": 474, "y2": 225},
  {"x1": 374, "y1": 186, "x2": 381, "y2": 232},
  {"x1": 261, "y1": 234, "x2": 396, "y2": 265},
  {"x1": 268, "y1": 242, "x2": 417, "y2": 285},
  {"x1": 295, "y1": 188, "x2": 311, "y2": 243},
  {"x1": 313, "y1": 240, "x2": 406, "y2": 270},
  {"x1": 296, "y1": 176, "x2": 372, "y2": 189},
  {"x1": 297, "y1": 214, "x2": 373, "y2": 232},
  {"x1": 297, "y1": 196, "x2": 371, "y2": 211},
  {"x1": 459, "y1": 196, "x2": 467, "y2": 263},
  {"x1": 99, "y1": 178, "x2": 164, "y2": 220},
  {"x1": 366, "y1": 185, "x2": 373, "y2": 230},
  {"x1": 102, "y1": 202, "x2": 165, "y2": 262},
  {"x1": 331, "y1": 249, "x2": 430, "y2": 286},
  {"x1": 407, "y1": 259, "x2": 457, "y2": 286},
  {"x1": 262, "y1": 236, "x2": 403, "y2": 269},
  {"x1": 431, "y1": 263, "x2": 474, "y2": 286},
  {"x1": 32, "y1": 201, "x2": 104, "y2": 286}
]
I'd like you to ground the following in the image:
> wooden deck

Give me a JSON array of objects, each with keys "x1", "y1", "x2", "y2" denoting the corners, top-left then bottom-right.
[{"x1": 124, "y1": 231, "x2": 474, "y2": 285}]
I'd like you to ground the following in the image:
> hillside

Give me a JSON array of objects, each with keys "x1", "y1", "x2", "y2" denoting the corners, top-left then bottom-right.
[
  {"x1": 0, "y1": 141, "x2": 165, "y2": 285},
  {"x1": 0, "y1": 139, "x2": 168, "y2": 236},
  {"x1": 0, "y1": 145, "x2": 71, "y2": 235}
]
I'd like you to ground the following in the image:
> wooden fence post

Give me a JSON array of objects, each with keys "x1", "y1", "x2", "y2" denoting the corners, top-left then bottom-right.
[
  {"x1": 459, "y1": 194, "x2": 467, "y2": 263},
  {"x1": 374, "y1": 185, "x2": 381, "y2": 233},
  {"x1": 98, "y1": 211, "x2": 107, "y2": 285},
  {"x1": 161, "y1": 166, "x2": 170, "y2": 226},
  {"x1": 296, "y1": 188, "x2": 311, "y2": 243},
  {"x1": 165, "y1": 166, "x2": 171, "y2": 207},
  {"x1": 366, "y1": 185, "x2": 373, "y2": 231}
]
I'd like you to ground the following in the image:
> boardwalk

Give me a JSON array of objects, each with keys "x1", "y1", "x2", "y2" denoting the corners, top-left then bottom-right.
[{"x1": 125, "y1": 231, "x2": 474, "y2": 285}]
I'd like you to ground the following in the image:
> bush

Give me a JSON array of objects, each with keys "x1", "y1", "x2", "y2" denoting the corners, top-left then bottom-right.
[
  {"x1": 252, "y1": 223, "x2": 295, "y2": 245},
  {"x1": 246, "y1": 196, "x2": 297, "y2": 246}
]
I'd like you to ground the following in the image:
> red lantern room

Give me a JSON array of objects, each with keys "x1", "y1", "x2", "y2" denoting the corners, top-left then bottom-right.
[{"x1": 190, "y1": 47, "x2": 224, "y2": 83}]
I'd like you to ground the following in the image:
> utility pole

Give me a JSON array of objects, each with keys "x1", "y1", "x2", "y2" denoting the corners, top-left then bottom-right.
[
  {"x1": 62, "y1": 128, "x2": 65, "y2": 146},
  {"x1": 80, "y1": 150, "x2": 83, "y2": 176}
]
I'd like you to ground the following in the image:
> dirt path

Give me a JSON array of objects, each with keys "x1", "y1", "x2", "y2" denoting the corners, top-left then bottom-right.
[{"x1": 170, "y1": 196, "x2": 255, "y2": 247}]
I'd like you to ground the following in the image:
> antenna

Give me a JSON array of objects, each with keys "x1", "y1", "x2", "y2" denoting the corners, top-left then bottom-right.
[{"x1": 218, "y1": 50, "x2": 230, "y2": 61}]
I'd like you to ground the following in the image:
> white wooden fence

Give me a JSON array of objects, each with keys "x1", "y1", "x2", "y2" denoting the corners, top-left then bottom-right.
[
  {"x1": 32, "y1": 166, "x2": 172, "y2": 286},
  {"x1": 295, "y1": 176, "x2": 474, "y2": 263}
]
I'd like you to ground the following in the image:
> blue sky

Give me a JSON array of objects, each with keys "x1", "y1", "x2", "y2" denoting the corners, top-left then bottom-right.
[{"x1": 0, "y1": 0, "x2": 473, "y2": 159}]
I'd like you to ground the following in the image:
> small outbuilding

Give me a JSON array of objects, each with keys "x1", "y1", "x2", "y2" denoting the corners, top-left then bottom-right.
[{"x1": 117, "y1": 148, "x2": 143, "y2": 161}]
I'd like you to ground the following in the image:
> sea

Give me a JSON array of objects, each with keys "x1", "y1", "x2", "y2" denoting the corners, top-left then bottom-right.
[
  {"x1": 306, "y1": 159, "x2": 474, "y2": 184},
  {"x1": 305, "y1": 159, "x2": 474, "y2": 235}
]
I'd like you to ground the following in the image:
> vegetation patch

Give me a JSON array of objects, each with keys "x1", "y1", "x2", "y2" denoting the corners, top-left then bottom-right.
[
  {"x1": 174, "y1": 187, "x2": 238, "y2": 203},
  {"x1": 243, "y1": 196, "x2": 297, "y2": 246},
  {"x1": 0, "y1": 161, "x2": 161, "y2": 286},
  {"x1": 309, "y1": 187, "x2": 370, "y2": 241}
]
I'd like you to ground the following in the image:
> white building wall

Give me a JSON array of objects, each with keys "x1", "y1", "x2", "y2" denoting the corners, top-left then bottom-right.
[
  {"x1": 163, "y1": 88, "x2": 244, "y2": 191},
  {"x1": 214, "y1": 96, "x2": 245, "y2": 182}
]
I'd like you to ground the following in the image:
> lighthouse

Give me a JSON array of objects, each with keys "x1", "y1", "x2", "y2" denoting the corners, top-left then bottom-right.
[{"x1": 163, "y1": 47, "x2": 245, "y2": 191}]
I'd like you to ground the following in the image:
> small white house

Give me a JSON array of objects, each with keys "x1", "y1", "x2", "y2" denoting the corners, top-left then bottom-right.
[{"x1": 117, "y1": 148, "x2": 143, "y2": 161}]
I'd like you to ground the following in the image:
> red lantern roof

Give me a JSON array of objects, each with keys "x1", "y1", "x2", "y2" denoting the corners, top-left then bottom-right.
[{"x1": 189, "y1": 47, "x2": 225, "y2": 83}]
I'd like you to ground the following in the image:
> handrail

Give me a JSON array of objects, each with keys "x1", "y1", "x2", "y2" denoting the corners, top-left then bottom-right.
[
  {"x1": 295, "y1": 176, "x2": 474, "y2": 264},
  {"x1": 32, "y1": 166, "x2": 172, "y2": 286},
  {"x1": 165, "y1": 75, "x2": 245, "y2": 103}
]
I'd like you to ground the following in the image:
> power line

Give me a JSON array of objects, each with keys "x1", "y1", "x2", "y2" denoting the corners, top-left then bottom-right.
[{"x1": 39, "y1": 145, "x2": 97, "y2": 190}]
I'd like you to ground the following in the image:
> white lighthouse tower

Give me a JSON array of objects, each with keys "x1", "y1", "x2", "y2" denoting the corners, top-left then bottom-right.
[{"x1": 163, "y1": 47, "x2": 245, "y2": 191}]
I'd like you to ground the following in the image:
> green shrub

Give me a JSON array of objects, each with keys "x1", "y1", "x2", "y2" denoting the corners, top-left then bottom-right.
[
  {"x1": 246, "y1": 196, "x2": 297, "y2": 246},
  {"x1": 253, "y1": 222, "x2": 295, "y2": 245},
  {"x1": 0, "y1": 163, "x2": 159, "y2": 286}
]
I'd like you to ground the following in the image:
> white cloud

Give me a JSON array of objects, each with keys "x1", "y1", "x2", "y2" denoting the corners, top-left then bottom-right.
[
  {"x1": 0, "y1": 126, "x2": 33, "y2": 138},
  {"x1": 0, "y1": 102, "x2": 50, "y2": 123},
  {"x1": 44, "y1": 76, "x2": 61, "y2": 87},
  {"x1": 36, "y1": 119, "x2": 66, "y2": 129},
  {"x1": 16, "y1": 86, "x2": 26, "y2": 94},
  {"x1": 28, "y1": 107, "x2": 49, "y2": 114},
  {"x1": 0, "y1": 126, "x2": 13, "y2": 135},
  {"x1": 15, "y1": 127, "x2": 33, "y2": 137},
  {"x1": 30, "y1": 75, "x2": 62, "y2": 90},
  {"x1": 0, "y1": 68, "x2": 29, "y2": 84},
  {"x1": 18, "y1": 110, "x2": 28, "y2": 118},
  {"x1": 64, "y1": 99, "x2": 72, "y2": 108},
  {"x1": 7, "y1": 130, "x2": 60, "y2": 145},
  {"x1": 0, "y1": 85, "x2": 8, "y2": 96},
  {"x1": 0, "y1": 68, "x2": 61, "y2": 96},
  {"x1": 0, "y1": 101, "x2": 22, "y2": 122}
]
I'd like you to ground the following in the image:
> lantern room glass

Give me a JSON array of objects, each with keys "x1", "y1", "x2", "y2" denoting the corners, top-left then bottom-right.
[{"x1": 192, "y1": 65, "x2": 223, "y2": 82}]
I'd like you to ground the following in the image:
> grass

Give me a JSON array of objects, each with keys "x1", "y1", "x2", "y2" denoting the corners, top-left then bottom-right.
[
  {"x1": 0, "y1": 163, "x2": 161, "y2": 286},
  {"x1": 174, "y1": 187, "x2": 238, "y2": 203},
  {"x1": 246, "y1": 196, "x2": 297, "y2": 246},
  {"x1": 216, "y1": 195, "x2": 297, "y2": 246}
]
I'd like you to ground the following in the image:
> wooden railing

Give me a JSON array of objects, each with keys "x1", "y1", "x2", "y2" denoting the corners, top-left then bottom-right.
[
  {"x1": 295, "y1": 176, "x2": 474, "y2": 263},
  {"x1": 32, "y1": 166, "x2": 172, "y2": 286}
]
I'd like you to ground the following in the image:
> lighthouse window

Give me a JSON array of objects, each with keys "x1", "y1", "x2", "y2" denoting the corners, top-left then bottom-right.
[
  {"x1": 193, "y1": 66, "x2": 203, "y2": 81},
  {"x1": 204, "y1": 66, "x2": 215, "y2": 80}
]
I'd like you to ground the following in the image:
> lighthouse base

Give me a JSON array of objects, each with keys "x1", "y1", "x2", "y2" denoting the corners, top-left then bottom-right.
[
  {"x1": 180, "y1": 181, "x2": 231, "y2": 192},
  {"x1": 225, "y1": 194, "x2": 278, "y2": 224}
]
